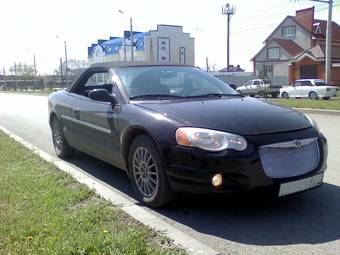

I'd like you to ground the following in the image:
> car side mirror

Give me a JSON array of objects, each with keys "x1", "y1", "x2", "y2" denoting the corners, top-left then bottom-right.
[{"x1": 88, "y1": 89, "x2": 117, "y2": 105}]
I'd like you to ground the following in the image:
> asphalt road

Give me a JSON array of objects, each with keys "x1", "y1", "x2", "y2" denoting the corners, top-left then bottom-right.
[{"x1": 0, "y1": 93, "x2": 339, "y2": 255}]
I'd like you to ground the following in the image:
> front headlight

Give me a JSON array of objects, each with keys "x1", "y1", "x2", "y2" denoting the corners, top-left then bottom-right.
[
  {"x1": 305, "y1": 115, "x2": 320, "y2": 133},
  {"x1": 175, "y1": 127, "x2": 247, "y2": 152}
]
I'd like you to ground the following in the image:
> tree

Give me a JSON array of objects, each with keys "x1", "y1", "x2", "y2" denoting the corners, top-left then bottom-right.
[
  {"x1": 258, "y1": 64, "x2": 268, "y2": 79},
  {"x1": 10, "y1": 63, "x2": 35, "y2": 78},
  {"x1": 9, "y1": 63, "x2": 35, "y2": 91},
  {"x1": 54, "y1": 59, "x2": 88, "y2": 77}
]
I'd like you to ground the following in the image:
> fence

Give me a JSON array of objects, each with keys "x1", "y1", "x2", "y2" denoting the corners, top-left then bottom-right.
[
  {"x1": 213, "y1": 73, "x2": 289, "y2": 86},
  {"x1": 0, "y1": 75, "x2": 78, "y2": 91}
]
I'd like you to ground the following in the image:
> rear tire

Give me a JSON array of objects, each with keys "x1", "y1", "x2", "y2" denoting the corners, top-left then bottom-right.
[
  {"x1": 51, "y1": 117, "x2": 74, "y2": 158},
  {"x1": 309, "y1": 91, "x2": 318, "y2": 100},
  {"x1": 258, "y1": 91, "x2": 265, "y2": 98},
  {"x1": 128, "y1": 135, "x2": 176, "y2": 207},
  {"x1": 323, "y1": 97, "x2": 330, "y2": 100},
  {"x1": 282, "y1": 92, "x2": 289, "y2": 99}
]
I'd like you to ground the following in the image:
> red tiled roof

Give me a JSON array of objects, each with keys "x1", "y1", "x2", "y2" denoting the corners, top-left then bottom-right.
[
  {"x1": 272, "y1": 38, "x2": 304, "y2": 56},
  {"x1": 295, "y1": 44, "x2": 340, "y2": 60}
]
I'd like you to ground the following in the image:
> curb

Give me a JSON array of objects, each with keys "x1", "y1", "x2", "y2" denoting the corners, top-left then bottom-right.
[
  {"x1": 293, "y1": 107, "x2": 340, "y2": 116},
  {"x1": 0, "y1": 125, "x2": 219, "y2": 255}
]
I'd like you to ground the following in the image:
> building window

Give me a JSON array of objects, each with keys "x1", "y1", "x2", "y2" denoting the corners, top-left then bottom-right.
[
  {"x1": 267, "y1": 47, "x2": 280, "y2": 59},
  {"x1": 282, "y1": 25, "x2": 296, "y2": 37},
  {"x1": 264, "y1": 66, "x2": 273, "y2": 77},
  {"x1": 179, "y1": 47, "x2": 185, "y2": 64}
]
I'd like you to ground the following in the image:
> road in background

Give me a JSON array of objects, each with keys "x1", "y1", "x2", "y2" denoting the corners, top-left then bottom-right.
[{"x1": 0, "y1": 93, "x2": 339, "y2": 255}]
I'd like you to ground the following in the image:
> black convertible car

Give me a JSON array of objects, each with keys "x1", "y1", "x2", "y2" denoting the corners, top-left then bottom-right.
[{"x1": 48, "y1": 62, "x2": 327, "y2": 207}]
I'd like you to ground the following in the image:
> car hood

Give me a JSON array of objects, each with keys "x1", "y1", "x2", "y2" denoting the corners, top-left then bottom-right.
[{"x1": 135, "y1": 97, "x2": 311, "y2": 135}]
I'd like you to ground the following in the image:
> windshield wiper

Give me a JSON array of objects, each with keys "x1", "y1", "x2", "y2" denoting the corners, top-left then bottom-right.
[
  {"x1": 185, "y1": 93, "x2": 243, "y2": 98},
  {"x1": 129, "y1": 94, "x2": 183, "y2": 100}
]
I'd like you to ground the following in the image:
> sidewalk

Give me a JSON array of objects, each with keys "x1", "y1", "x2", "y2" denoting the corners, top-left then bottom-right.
[{"x1": 293, "y1": 107, "x2": 340, "y2": 116}]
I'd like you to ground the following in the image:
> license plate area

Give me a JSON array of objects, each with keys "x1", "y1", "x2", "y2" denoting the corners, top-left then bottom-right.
[{"x1": 278, "y1": 173, "x2": 323, "y2": 196}]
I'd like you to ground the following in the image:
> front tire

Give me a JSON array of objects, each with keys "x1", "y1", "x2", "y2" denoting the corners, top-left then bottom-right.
[
  {"x1": 309, "y1": 91, "x2": 318, "y2": 100},
  {"x1": 128, "y1": 135, "x2": 175, "y2": 207},
  {"x1": 323, "y1": 97, "x2": 330, "y2": 100},
  {"x1": 51, "y1": 117, "x2": 74, "y2": 158}
]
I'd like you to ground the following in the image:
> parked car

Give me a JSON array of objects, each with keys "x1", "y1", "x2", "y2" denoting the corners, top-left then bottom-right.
[
  {"x1": 237, "y1": 79, "x2": 281, "y2": 98},
  {"x1": 280, "y1": 79, "x2": 339, "y2": 100},
  {"x1": 48, "y1": 62, "x2": 327, "y2": 207}
]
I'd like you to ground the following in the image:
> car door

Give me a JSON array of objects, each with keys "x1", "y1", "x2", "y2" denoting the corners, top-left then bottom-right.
[
  {"x1": 241, "y1": 80, "x2": 252, "y2": 95},
  {"x1": 68, "y1": 69, "x2": 123, "y2": 168},
  {"x1": 252, "y1": 80, "x2": 261, "y2": 94},
  {"x1": 289, "y1": 81, "x2": 301, "y2": 96},
  {"x1": 298, "y1": 80, "x2": 312, "y2": 97}
]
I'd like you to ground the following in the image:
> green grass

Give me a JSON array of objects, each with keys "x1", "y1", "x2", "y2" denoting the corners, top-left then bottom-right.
[
  {"x1": 0, "y1": 131, "x2": 185, "y2": 255},
  {"x1": 270, "y1": 97, "x2": 340, "y2": 110}
]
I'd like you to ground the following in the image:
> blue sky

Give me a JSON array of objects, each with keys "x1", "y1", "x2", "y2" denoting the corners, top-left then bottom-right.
[{"x1": 1, "y1": 0, "x2": 339, "y2": 74}]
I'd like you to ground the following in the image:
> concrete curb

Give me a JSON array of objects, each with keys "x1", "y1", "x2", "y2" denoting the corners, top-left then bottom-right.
[
  {"x1": 293, "y1": 107, "x2": 340, "y2": 116},
  {"x1": 0, "y1": 125, "x2": 220, "y2": 255}
]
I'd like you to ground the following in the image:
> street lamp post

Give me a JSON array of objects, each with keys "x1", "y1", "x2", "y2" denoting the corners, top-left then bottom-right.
[
  {"x1": 118, "y1": 10, "x2": 134, "y2": 61},
  {"x1": 56, "y1": 36, "x2": 69, "y2": 86}
]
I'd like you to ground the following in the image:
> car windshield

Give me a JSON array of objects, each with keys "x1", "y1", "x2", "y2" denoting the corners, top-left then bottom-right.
[
  {"x1": 315, "y1": 81, "x2": 327, "y2": 86},
  {"x1": 116, "y1": 66, "x2": 238, "y2": 99}
]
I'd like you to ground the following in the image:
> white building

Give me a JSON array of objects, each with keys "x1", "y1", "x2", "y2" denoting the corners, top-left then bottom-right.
[{"x1": 88, "y1": 24, "x2": 195, "y2": 66}]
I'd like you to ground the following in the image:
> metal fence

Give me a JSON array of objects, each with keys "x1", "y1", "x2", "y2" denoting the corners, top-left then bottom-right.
[{"x1": 213, "y1": 73, "x2": 289, "y2": 86}]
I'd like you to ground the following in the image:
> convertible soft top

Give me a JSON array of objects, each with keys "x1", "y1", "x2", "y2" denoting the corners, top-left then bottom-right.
[{"x1": 90, "y1": 61, "x2": 192, "y2": 69}]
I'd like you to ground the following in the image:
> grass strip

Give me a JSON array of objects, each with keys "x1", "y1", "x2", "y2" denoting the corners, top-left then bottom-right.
[
  {"x1": 270, "y1": 98, "x2": 340, "y2": 110},
  {"x1": 0, "y1": 131, "x2": 185, "y2": 255}
]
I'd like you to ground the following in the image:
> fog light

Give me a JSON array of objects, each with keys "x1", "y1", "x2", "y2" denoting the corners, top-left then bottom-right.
[{"x1": 212, "y1": 173, "x2": 223, "y2": 187}]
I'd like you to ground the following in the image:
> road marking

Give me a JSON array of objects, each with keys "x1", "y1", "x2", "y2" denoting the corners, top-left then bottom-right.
[{"x1": 0, "y1": 125, "x2": 220, "y2": 255}]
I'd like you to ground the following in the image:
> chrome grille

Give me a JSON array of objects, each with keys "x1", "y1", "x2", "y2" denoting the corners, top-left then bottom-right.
[{"x1": 259, "y1": 138, "x2": 319, "y2": 178}]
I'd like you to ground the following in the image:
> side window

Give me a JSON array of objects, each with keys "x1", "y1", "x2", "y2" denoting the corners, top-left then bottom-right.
[
  {"x1": 74, "y1": 72, "x2": 113, "y2": 96},
  {"x1": 253, "y1": 80, "x2": 260, "y2": 86},
  {"x1": 301, "y1": 81, "x2": 312, "y2": 86},
  {"x1": 85, "y1": 72, "x2": 111, "y2": 87}
]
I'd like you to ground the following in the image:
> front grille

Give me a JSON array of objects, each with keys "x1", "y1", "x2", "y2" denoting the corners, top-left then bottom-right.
[{"x1": 259, "y1": 138, "x2": 319, "y2": 178}]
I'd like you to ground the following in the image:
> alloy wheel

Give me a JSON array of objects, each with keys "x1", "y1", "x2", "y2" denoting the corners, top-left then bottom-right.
[
  {"x1": 53, "y1": 121, "x2": 63, "y2": 154},
  {"x1": 132, "y1": 147, "x2": 159, "y2": 198}
]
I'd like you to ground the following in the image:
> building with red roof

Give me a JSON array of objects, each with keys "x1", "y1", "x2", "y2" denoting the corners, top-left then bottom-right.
[{"x1": 251, "y1": 7, "x2": 340, "y2": 85}]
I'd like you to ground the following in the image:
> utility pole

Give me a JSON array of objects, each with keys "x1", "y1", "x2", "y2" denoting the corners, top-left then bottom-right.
[
  {"x1": 206, "y1": 57, "x2": 210, "y2": 72},
  {"x1": 2, "y1": 67, "x2": 7, "y2": 88},
  {"x1": 64, "y1": 41, "x2": 69, "y2": 86},
  {"x1": 310, "y1": 0, "x2": 333, "y2": 83},
  {"x1": 14, "y1": 63, "x2": 18, "y2": 90},
  {"x1": 33, "y1": 53, "x2": 37, "y2": 87},
  {"x1": 130, "y1": 17, "x2": 134, "y2": 61},
  {"x1": 222, "y1": 3, "x2": 235, "y2": 70},
  {"x1": 325, "y1": 0, "x2": 333, "y2": 83},
  {"x1": 33, "y1": 54, "x2": 37, "y2": 78},
  {"x1": 60, "y1": 58, "x2": 63, "y2": 83}
]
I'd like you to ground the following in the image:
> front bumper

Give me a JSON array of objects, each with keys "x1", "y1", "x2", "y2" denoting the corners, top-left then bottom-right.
[{"x1": 163, "y1": 127, "x2": 328, "y2": 194}]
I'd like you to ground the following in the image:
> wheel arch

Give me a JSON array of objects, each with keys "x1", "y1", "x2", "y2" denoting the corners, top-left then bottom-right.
[
  {"x1": 49, "y1": 111, "x2": 58, "y2": 128},
  {"x1": 121, "y1": 126, "x2": 162, "y2": 172}
]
